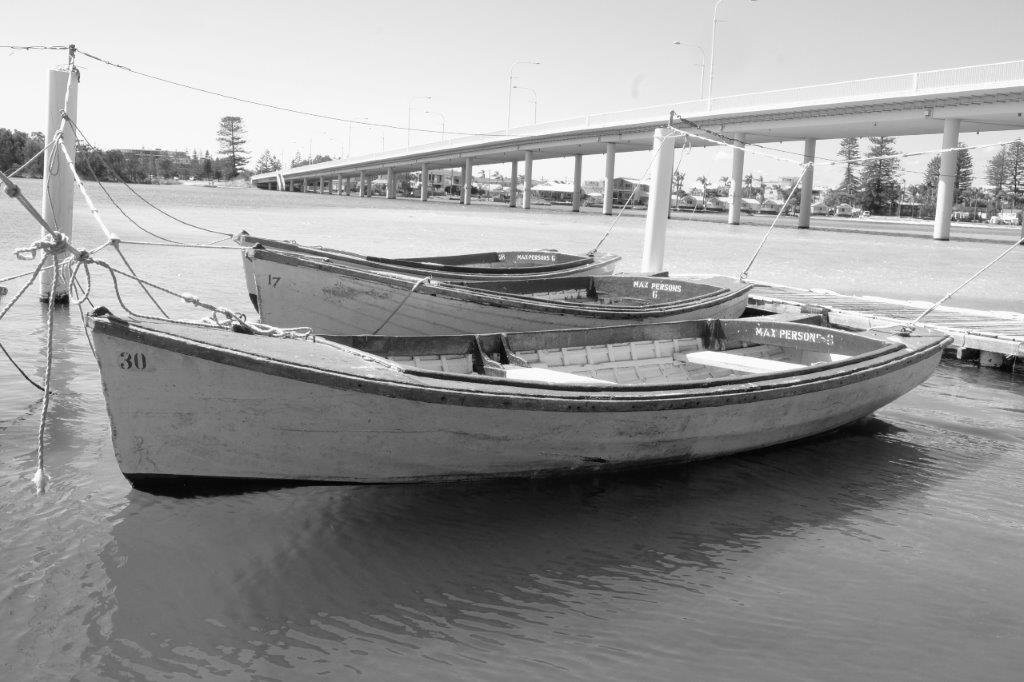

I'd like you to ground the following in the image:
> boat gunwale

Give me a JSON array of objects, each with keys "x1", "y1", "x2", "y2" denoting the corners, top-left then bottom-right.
[
  {"x1": 252, "y1": 248, "x2": 752, "y2": 319},
  {"x1": 88, "y1": 313, "x2": 950, "y2": 412},
  {"x1": 236, "y1": 233, "x2": 621, "y2": 277}
]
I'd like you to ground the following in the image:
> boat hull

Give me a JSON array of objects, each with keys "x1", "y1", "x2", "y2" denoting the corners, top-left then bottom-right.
[
  {"x1": 236, "y1": 234, "x2": 620, "y2": 309},
  {"x1": 90, "y1": 317, "x2": 944, "y2": 485},
  {"x1": 249, "y1": 250, "x2": 750, "y2": 335}
]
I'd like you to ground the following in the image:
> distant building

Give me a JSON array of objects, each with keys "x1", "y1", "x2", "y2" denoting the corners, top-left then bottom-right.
[
  {"x1": 611, "y1": 178, "x2": 649, "y2": 207},
  {"x1": 116, "y1": 148, "x2": 192, "y2": 178}
]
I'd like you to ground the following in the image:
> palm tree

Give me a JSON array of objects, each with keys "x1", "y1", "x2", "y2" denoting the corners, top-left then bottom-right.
[
  {"x1": 696, "y1": 175, "x2": 709, "y2": 200},
  {"x1": 743, "y1": 173, "x2": 754, "y2": 198},
  {"x1": 719, "y1": 175, "x2": 731, "y2": 197}
]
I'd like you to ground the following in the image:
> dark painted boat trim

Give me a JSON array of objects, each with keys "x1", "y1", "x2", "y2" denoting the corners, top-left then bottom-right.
[{"x1": 235, "y1": 232, "x2": 621, "y2": 277}]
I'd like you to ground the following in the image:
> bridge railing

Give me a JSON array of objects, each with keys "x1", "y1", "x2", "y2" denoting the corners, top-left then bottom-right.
[{"x1": 259, "y1": 59, "x2": 1024, "y2": 180}]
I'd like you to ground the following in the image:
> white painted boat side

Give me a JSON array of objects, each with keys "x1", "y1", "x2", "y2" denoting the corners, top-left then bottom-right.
[
  {"x1": 90, "y1": 321, "x2": 942, "y2": 483},
  {"x1": 251, "y1": 254, "x2": 748, "y2": 335},
  {"x1": 237, "y1": 238, "x2": 620, "y2": 309}
]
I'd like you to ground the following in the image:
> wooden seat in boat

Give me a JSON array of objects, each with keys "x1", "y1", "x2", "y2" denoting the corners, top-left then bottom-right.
[
  {"x1": 683, "y1": 350, "x2": 806, "y2": 374},
  {"x1": 500, "y1": 366, "x2": 615, "y2": 385}
]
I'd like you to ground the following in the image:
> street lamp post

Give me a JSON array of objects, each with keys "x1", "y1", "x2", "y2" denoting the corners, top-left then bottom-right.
[
  {"x1": 672, "y1": 41, "x2": 707, "y2": 99},
  {"x1": 512, "y1": 85, "x2": 538, "y2": 124},
  {"x1": 707, "y1": 0, "x2": 756, "y2": 110},
  {"x1": 347, "y1": 117, "x2": 368, "y2": 159},
  {"x1": 407, "y1": 96, "x2": 431, "y2": 149},
  {"x1": 425, "y1": 110, "x2": 446, "y2": 143},
  {"x1": 506, "y1": 60, "x2": 540, "y2": 134}
]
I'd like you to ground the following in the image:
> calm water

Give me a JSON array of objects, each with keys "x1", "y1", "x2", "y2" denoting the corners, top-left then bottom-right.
[{"x1": 2, "y1": 182, "x2": 1023, "y2": 680}]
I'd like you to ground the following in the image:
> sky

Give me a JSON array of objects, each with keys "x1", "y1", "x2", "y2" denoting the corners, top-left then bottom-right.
[{"x1": 4, "y1": 0, "x2": 1024, "y2": 189}]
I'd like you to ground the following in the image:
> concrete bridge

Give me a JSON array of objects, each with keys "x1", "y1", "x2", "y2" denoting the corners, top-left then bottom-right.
[{"x1": 251, "y1": 59, "x2": 1024, "y2": 241}]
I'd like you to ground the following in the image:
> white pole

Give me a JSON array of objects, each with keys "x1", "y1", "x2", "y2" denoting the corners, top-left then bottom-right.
[
  {"x1": 462, "y1": 158, "x2": 473, "y2": 205},
  {"x1": 728, "y1": 133, "x2": 745, "y2": 225},
  {"x1": 522, "y1": 151, "x2": 533, "y2": 209},
  {"x1": 572, "y1": 154, "x2": 583, "y2": 212},
  {"x1": 640, "y1": 127, "x2": 675, "y2": 274},
  {"x1": 40, "y1": 67, "x2": 79, "y2": 302},
  {"x1": 509, "y1": 160, "x2": 518, "y2": 208},
  {"x1": 934, "y1": 118, "x2": 961, "y2": 241},
  {"x1": 603, "y1": 142, "x2": 616, "y2": 215},
  {"x1": 797, "y1": 138, "x2": 816, "y2": 228},
  {"x1": 707, "y1": 0, "x2": 725, "y2": 110}
]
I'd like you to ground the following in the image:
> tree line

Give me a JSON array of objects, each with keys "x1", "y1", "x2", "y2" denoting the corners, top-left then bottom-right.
[{"x1": 1, "y1": 116, "x2": 257, "y2": 184}]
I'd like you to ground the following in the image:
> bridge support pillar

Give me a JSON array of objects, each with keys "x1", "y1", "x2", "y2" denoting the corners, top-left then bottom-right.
[
  {"x1": 358, "y1": 171, "x2": 366, "y2": 197},
  {"x1": 798, "y1": 138, "x2": 816, "y2": 228},
  {"x1": 934, "y1": 118, "x2": 961, "y2": 241},
  {"x1": 728, "y1": 134, "x2": 745, "y2": 225},
  {"x1": 641, "y1": 127, "x2": 675, "y2": 274},
  {"x1": 420, "y1": 163, "x2": 429, "y2": 201},
  {"x1": 301, "y1": 178, "x2": 308, "y2": 193},
  {"x1": 522, "y1": 151, "x2": 533, "y2": 209},
  {"x1": 386, "y1": 168, "x2": 396, "y2": 199},
  {"x1": 509, "y1": 160, "x2": 518, "y2": 207},
  {"x1": 572, "y1": 154, "x2": 583, "y2": 212},
  {"x1": 462, "y1": 158, "x2": 473, "y2": 205},
  {"x1": 603, "y1": 143, "x2": 616, "y2": 215}
]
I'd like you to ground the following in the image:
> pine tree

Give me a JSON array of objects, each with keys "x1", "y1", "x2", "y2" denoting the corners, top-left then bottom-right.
[
  {"x1": 1004, "y1": 140, "x2": 1024, "y2": 207},
  {"x1": 954, "y1": 146, "x2": 973, "y2": 205},
  {"x1": 216, "y1": 116, "x2": 249, "y2": 179},
  {"x1": 859, "y1": 136, "x2": 901, "y2": 214},
  {"x1": 837, "y1": 137, "x2": 861, "y2": 203},
  {"x1": 254, "y1": 150, "x2": 282, "y2": 174},
  {"x1": 987, "y1": 147, "x2": 1008, "y2": 201},
  {"x1": 201, "y1": 151, "x2": 213, "y2": 179}
]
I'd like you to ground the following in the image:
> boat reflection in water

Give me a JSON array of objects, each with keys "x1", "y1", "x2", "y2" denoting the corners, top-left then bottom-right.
[{"x1": 90, "y1": 423, "x2": 945, "y2": 679}]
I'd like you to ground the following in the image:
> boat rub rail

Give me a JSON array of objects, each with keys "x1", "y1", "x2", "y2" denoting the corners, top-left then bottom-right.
[{"x1": 88, "y1": 311, "x2": 951, "y2": 411}]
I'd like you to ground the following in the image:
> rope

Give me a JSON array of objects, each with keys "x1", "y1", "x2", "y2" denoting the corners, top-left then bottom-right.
[
  {"x1": 1, "y1": 44, "x2": 69, "y2": 51},
  {"x1": 910, "y1": 236, "x2": 1024, "y2": 325},
  {"x1": 0, "y1": 242, "x2": 108, "y2": 284},
  {"x1": 55, "y1": 138, "x2": 116, "y2": 242},
  {"x1": 113, "y1": 240, "x2": 242, "y2": 249},
  {"x1": 64, "y1": 117, "x2": 235, "y2": 238},
  {"x1": 74, "y1": 48, "x2": 506, "y2": 138},
  {"x1": 371, "y1": 276, "x2": 431, "y2": 334},
  {"x1": 0, "y1": 340, "x2": 46, "y2": 392},
  {"x1": 0, "y1": 168, "x2": 62, "y2": 238},
  {"x1": 739, "y1": 163, "x2": 812, "y2": 281},
  {"x1": 4, "y1": 137, "x2": 58, "y2": 178},
  {"x1": 33, "y1": 254, "x2": 60, "y2": 494},
  {"x1": 0, "y1": 259, "x2": 46, "y2": 323},
  {"x1": 111, "y1": 241, "x2": 168, "y2": 317}
]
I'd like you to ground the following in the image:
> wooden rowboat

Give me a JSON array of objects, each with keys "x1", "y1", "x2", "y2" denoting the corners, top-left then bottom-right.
[
  {"x1": 87, "y1": 308, "x2": 950, "y2": 490},
  {"x1": 247, "y1": 246, "x2": 751, "y2": 335},
  {"x1": 234, "y1": 232, "x2": 621, "y2": 309}
]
